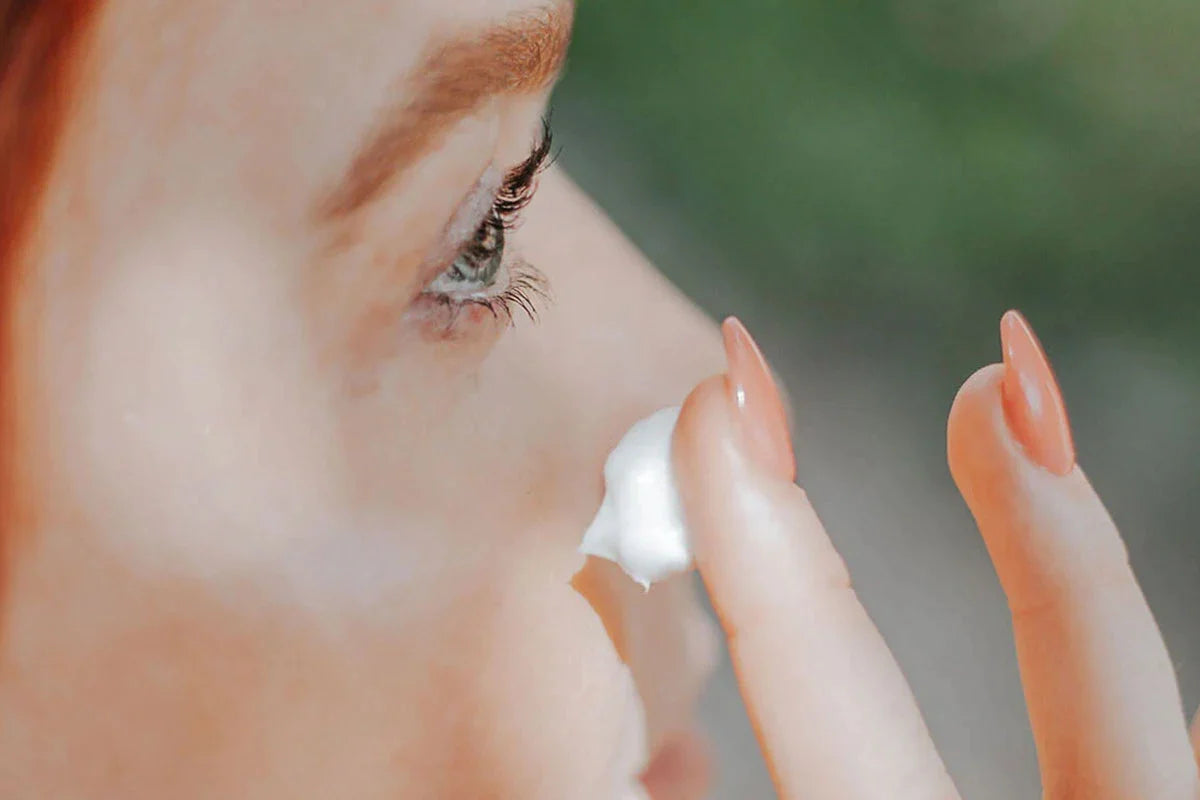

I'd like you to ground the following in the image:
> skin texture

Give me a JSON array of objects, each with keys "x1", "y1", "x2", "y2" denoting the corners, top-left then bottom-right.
[
  {"x1": 7, "y1": 2, "x2": 1194, "y2": 797},
  {"x1": 673, "y1": 320, "x2": 1200, "y2": 800},
  {"x1": 0, "y1": 1, "x2": 720, "y2": 797}
]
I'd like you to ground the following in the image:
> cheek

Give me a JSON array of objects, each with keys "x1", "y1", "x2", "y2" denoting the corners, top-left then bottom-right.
[
  {"x1": 31, "y1": 225, "x2": 347, "y2": 569},
  {"x1": 0, "y1": 530, "x2": 647, "y2": 798}
]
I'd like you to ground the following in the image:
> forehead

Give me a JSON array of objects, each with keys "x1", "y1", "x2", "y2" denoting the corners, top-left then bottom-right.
[
  {"x1": 101, "y1": 0, "x2": 566, "y2": 59},
  {"x1": 93, "y1": 0, "x2": 570, "y2": 119},
  {"x1": 78, "y1": 0, "x2": 569, "y2": 219}
]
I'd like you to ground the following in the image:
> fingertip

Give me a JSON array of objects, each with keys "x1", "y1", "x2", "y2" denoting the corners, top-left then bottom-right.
[
  {"x1": 946, "y1": 363, "x2": 1012, "y2": 509},
  {"x1": 947, "y1": 361, "x2": 1005, "y2": 436},
  {"x1": 673, "y1": 374, "x2": 744, "y2": 571},
  {"x1": 675, "y1": 375, "x2": 731, "y2": 451},
  {"x1": 673, "y1": 374, "x2": 738, "y2": 506},
  {"x1": 672, "y1": 370, "x2": 839, "y2": 614}
]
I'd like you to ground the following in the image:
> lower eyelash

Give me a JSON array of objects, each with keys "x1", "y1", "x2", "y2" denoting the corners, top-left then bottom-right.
[
  {"x1": 429, "y1": 263, "x2": 550, "y2": 331},
  {"x1": 481, "y1": 263, "x2": 551, "y2": 323}
]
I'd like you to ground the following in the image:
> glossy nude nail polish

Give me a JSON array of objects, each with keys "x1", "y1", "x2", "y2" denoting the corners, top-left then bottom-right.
[
  {"x1": 1000, "y1": 310, "x2": 1076, "y2": 475},
  {"x1": 721, "y1": 317, "x2": 796, "y2": 482}
]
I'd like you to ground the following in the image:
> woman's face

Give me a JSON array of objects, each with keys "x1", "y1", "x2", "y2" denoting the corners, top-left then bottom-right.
[{"x1": 3, "y1": 0, "x2": 724, "y2": 797}]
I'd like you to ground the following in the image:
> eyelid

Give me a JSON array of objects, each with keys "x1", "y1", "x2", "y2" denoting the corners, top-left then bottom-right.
[
  {"x1": 416, "y1": 166, "x2": 503, "y2": 286},
  {"x1": 416, "y1": 119, "x2": 552, "y2": 295},
  {"x1": 446, "y1": 167, "x2": 502, "y2": 244}
]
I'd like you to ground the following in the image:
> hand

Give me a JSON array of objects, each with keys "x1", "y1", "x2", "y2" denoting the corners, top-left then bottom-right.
[{"x1": 673, "y1": 314, "x2": 1200, "y2": 799}]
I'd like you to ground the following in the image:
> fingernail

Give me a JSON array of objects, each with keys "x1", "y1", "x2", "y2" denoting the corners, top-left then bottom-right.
[
  {"x1": 721, "y1": 317, "x2": 796, "y2": 482},
  {"x1": 1000, "y1": 310, "x2": 1076, "y2": 475}
]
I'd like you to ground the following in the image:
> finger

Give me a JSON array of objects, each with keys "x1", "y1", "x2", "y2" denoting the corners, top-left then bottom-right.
[
  {"x1": 672, "y1": 318, "x2": 960, "y2": 800},
  {"x1": 947, "y1": 311, "x2": 1199, "y2": 799}
]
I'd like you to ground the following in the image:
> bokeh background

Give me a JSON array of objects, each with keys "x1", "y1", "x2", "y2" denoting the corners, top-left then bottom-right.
[{"x1": 553, "y1": 2, "x2": 1200, "y2": 797}]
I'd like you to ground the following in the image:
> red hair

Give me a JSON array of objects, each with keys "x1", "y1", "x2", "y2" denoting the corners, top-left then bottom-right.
[{"x1": 1, "y1": 0, "x2": 100, "y2": 604}]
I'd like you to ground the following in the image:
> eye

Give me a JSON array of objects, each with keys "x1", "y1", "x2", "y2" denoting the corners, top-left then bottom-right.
[
  {"x1": 420, "y1": 119, "x2": 554, "y2": 325},
  {"x1": 424, "y1": 214, "x2": 507, "y2": 297}
]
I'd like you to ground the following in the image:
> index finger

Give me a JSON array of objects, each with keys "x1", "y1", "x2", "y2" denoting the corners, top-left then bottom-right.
[{"x1": 672, "y1": 319, "x2": 959, "y2": 800}]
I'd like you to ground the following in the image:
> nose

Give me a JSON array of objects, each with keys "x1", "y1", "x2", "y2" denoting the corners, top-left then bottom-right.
[
  {"x1": 521, "y1": 168, "x2": 726, "y2": 763},
  {"x1": 519, "y1": 167, "x2": 725, "y2": 449}
]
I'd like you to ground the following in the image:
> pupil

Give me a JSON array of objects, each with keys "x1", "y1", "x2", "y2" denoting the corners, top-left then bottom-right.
[{"x1": 452, "y1": 218, "x2": 505, "y2": 286}]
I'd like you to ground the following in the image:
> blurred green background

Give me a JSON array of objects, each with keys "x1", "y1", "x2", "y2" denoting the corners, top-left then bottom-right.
[
  {"x1": 553, "y1": 3, "x2": 1200, "y2": 797},
  {"x1": 555, "y1": 0, "x2": 1200, "y2": 368}
]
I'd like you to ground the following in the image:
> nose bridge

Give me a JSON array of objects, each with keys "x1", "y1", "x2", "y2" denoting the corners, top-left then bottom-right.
[
  {"x1": 611, "y1": 214, "x2": 726, "y2": 398},
  {"x1": 627, "y1": 293, "x2": 724, "y2": 405},
  {"x1": 518, "y1": 167, "x2": 723, "y2": 428},
  {"x1": 569, "y1": 263, "x2": 724, "y2": 427}
]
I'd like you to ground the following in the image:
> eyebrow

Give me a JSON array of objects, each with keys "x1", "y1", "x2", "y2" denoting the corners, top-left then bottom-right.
[{"x1": 320, "y1": 4, "x2": 573, "y2": 220}]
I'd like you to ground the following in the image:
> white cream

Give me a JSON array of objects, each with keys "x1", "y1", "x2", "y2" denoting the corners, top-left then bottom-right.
[{"x1": 580, "y1": 406, "x2": 693, "y2": 590}]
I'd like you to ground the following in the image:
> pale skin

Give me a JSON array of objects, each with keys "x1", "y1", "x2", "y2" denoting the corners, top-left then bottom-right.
[
  {"x1": 4, "y1": 1, "x2": 720, "y2": 797},
  {"x1": 2, "y1": 1, "x2": 1196, "y2": 799},
  {"x1": 673, "y1": 334, "x2": 1200, "y2": 798}
]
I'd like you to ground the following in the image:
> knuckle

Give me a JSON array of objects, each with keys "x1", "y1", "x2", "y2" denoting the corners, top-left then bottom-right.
[{"x1": 1007, "y1": 560, "x2": 1139, "y2": 623}]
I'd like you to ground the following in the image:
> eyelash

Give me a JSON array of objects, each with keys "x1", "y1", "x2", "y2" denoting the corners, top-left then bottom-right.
[{"x1": 424, "y1": 119, "x2": 555, "y2": 326}]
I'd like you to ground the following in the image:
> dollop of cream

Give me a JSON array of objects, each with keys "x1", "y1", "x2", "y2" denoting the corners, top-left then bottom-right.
[{"x1": 580, "y1": 407, "x2": 692, "y2": 590}]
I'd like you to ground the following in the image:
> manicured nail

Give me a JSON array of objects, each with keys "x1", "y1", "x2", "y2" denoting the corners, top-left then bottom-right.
[
  {"x1": 1000, "y1": 310, "x2": 1075, "y2": 475},
  {"x1": 721, "y1": 317, "x2": 796, "y2": 482}
]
